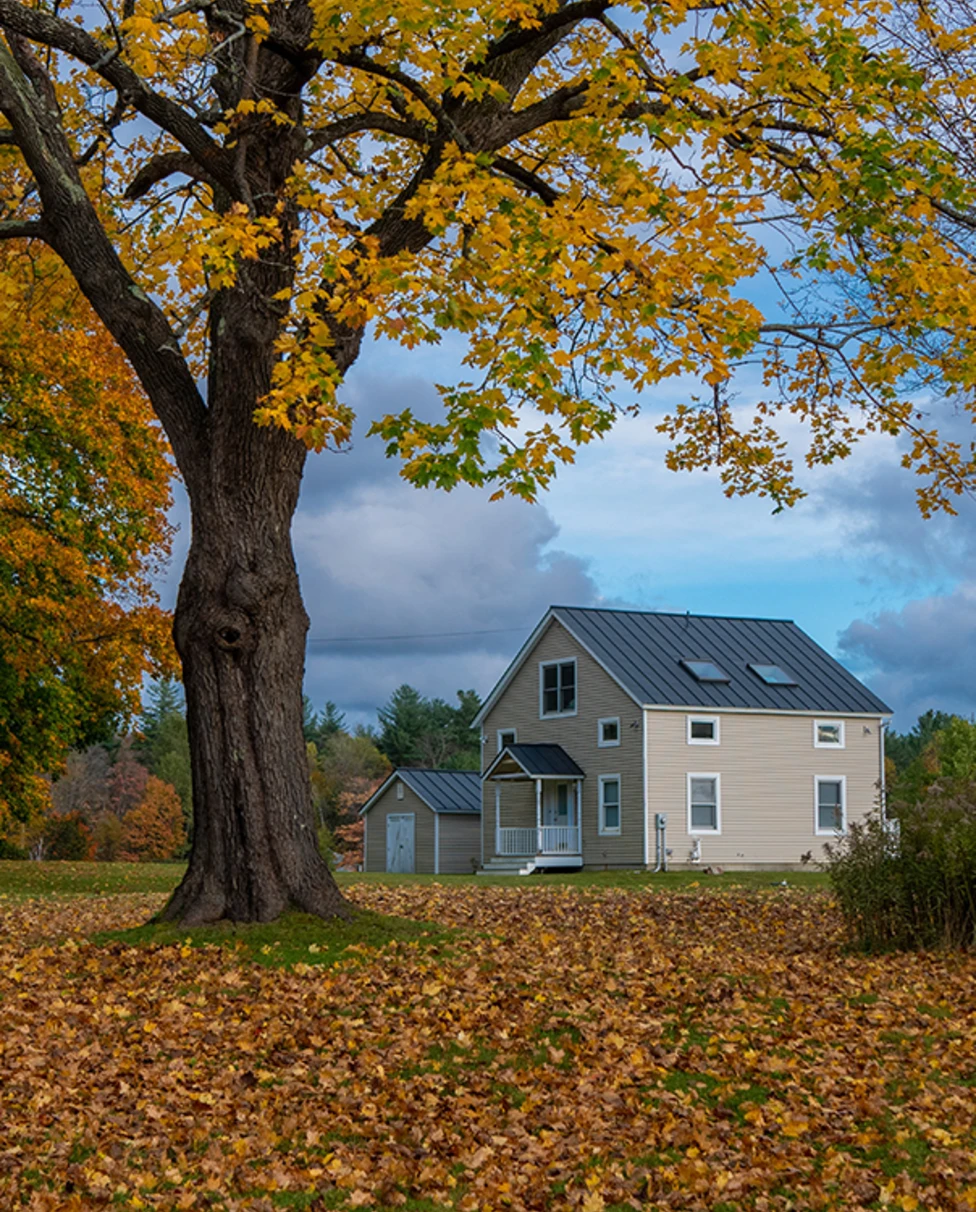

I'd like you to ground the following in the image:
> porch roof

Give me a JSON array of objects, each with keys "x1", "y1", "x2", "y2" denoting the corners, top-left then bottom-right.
[{"x1": 484, "y1": 743, "x2": 584, "y2": 781}]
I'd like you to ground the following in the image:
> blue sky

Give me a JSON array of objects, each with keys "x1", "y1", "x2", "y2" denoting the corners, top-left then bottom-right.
[{"x1": 159, "y1": 335, "x2": 976, "y2": 732}]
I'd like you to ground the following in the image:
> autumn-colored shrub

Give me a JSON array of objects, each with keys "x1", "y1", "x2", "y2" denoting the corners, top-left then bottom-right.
[
  {"x1": 43, "y1": 813, "x2": 95, "y2": 861},
  {"x1": 334, "y1": 819, "x2": 364, "y2": 869},
  {"x1": 826, "y1": 787, "x2": 976, "y2": 950},
  {"x1": 119, "y1": 776, "x2": 185, "y2": 861},
  {"x1": 92, "y1": 812, "x2": 124, "y2": 862}
]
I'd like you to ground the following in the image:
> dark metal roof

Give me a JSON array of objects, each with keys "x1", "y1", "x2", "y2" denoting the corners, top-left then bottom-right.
[
  {"x1": 488, "y1": 743, "x2": 585, "y2": 779},
  {"x1": 550, "y1": 606, "x2": 892, "y2": 715},
  {"x1": 398, "y1": 769, "x2": 482, "y2": 814}
]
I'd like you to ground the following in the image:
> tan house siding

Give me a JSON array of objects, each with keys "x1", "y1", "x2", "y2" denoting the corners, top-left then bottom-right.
[
  {"x1": 482, "y1": 618, "x2": 645, "y2": 867},
  {"x1": 645, "y1": 709, "x2": 885, "y2": 869},
  {"x1": 438, "y1": 815, "x2": 482, "y2": 874},
  {"x1": 364, "y1": 781, "x2": 435, "y2": 872}
]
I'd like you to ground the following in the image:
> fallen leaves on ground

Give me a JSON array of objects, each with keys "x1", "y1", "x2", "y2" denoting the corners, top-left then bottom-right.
[{"x1": 2, "y1": 884, "x2": 975, "y2": 1211}]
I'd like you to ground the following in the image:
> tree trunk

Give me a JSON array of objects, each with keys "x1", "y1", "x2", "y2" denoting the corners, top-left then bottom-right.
[{"x1": 158, "y1": 419, "x2": 349, "y2": 926}]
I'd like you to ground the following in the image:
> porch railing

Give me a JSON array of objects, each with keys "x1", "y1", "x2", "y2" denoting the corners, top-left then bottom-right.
[
  {"x1": 540, "y1": 825, "x2": 580, "y2": 854},
  {"x1": 497, "y1": 825, "x2": 582, "y2": 856},
  {"x1": 498, "y1": 827, "x2": 538, "y2": 856}
]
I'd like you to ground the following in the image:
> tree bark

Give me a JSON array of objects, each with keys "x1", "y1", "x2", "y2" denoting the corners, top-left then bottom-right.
[{"x1": 159, "y1": 432, "x2": 349, "y2": 925}]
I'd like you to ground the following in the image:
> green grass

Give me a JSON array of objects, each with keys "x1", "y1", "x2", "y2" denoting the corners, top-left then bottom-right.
[
  {"x1": 0, "y1": 859, "x2": 185, "y2": 899},
  {"x1": 335, "y1": 869, "x2": 830, "y2": 891},
  {"x1": 0, "y1": 860, "x2": 830, "y2": 903},
  {"x1": 95, "y1": 908, "x2": 448, "y2": 969}
]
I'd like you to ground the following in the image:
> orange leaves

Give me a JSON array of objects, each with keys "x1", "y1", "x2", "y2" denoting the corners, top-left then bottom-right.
[{"x1": 1, "y1": 880, "x2": 976, "y2": 1207}]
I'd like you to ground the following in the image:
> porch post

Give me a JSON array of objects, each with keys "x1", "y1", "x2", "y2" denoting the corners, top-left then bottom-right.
[
  {"x1": 576, "y1": 779, "x2": 582, "y2": 854},
  {"x1": 495, "y1": 783, "x2": 501, "y2": 856},
  {"x1": 536, "y1": 778, "x2": 543, "y2": 855}
]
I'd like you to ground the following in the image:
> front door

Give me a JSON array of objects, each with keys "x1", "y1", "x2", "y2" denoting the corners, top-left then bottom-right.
[
  {"x1": 386, "y1": 814, "x2": 415, "y2": 873},
  {"x1": 543, "y1": 783, "x2": 572, "y2": 827}
]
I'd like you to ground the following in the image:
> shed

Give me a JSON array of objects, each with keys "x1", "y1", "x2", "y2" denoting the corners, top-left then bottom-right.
[{"x1": 360, "y1": 769, "x2": 481, "y2": 874}]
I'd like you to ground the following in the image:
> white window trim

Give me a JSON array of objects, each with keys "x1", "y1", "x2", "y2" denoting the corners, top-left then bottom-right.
[
  {"x1": 598, "y1": 774, "x2": 622, "y2": 835},
  {"x1": 814, "y1": 719, "x2": 846, "y2": 749},
  {"x1": 597, "y1": 716, "x2": 621, "y2": 748},
  {"x1": 815, "y1": 774, "x2": 847, "y2": 836},
  {"x1": 687, "y1": 715, "x2": 720, "y2": 746},
  {"x1": 538, "y1": 656, "x2": 578, "y2": 719},
  {"x1": 496, "y1": 727, "x2": 517, "y2": 752},
  {"x1": 687, "y1": 772, "x2": 722, "y2": 835},
  {"x1": 396, "y1": 782, "x2": 404, "y2": 801}
]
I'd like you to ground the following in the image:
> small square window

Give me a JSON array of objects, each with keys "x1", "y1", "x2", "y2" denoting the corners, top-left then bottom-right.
[
  {"x1": 816, "y1": 777, "x2": 846, "y2": 834},
  {"x1": 681, "y1": 659, "x2": 730, "y2": 683},
  {"x1": 687, "y1": 716, "x2": 720, "y2": 745},
  {"x1": 688, "y1": 774, "x2": 720, "y2": 833},
  {"x1": 814, "y1": 720, "x2": 845, "y2": 748},
  {"x1": 598, "y1": 717, "x2": 620, "y2": 747},
  {"x1": 599, "y1": 776, "x2": 621, "y2": 834},
  {"x1": 497, "y1": 728, "x2": 517, "y2": 752},
  {"x1": 540, "y1": 659, "x2": 577, "y2": 716}
]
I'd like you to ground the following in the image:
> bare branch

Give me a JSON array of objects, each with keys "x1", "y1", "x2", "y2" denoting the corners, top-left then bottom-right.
[
  {"x1": 305, "y1": 111, "x2": 429, "y2": 154},
  {"x1": 123, "y1": 148, "x2": 218, "y2": 200}
]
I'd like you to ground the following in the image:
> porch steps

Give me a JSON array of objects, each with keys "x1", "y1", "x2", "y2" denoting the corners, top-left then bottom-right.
[{"x1": 478, "y1": 856, "x2": 538, "y2": 877}]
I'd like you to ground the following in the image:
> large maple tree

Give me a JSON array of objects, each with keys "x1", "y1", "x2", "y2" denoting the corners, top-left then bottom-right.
[{"x1": 1, "y1": 0, "x2": 972, "y2": 922}]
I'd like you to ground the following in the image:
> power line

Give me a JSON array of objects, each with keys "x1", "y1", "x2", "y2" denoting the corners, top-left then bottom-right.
[{"x1": 306, "y1": 625, "x2": 529, "y2": 646}]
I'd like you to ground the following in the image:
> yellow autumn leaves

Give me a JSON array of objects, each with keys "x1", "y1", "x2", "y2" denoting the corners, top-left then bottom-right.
[{"x1": 3, "y1": 880, "x2": 976, "y2": 1208}]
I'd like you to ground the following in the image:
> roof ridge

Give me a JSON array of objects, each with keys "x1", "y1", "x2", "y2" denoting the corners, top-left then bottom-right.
[
  {"x1": 400, "y1": 767, "x2": 480, "y2": 774},
  {"x1": 552, "y1": 604, "x2": 796, "y2": 624}
]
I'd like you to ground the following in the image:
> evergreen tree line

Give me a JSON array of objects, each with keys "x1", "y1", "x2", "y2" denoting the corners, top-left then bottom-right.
[{"x1": 1, "y1": 680, "x2": 481, "y2": 863}]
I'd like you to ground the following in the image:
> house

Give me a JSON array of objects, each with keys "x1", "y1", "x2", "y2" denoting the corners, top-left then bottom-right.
[
  {"x1": 474, "y1": 606, "x2": 891, "y2": 873},
  {"x1": 361, "y1": 769, "x2": 481, "y2": 874}
]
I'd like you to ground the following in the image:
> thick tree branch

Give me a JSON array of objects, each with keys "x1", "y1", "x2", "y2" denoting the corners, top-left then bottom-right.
[
  {"x1": 0, "y1": 33, "x2": 206, "y2": 475},
  {"x1": 305, "y1": 111, "x2": 429, "y2": 155},
  {"x1": 0, "y1": 0, "x2": 236, "y2": 195},
  {"x1": 0, "y1": 217, "x2": 42, "y2": 238},
  {"x1": 123, "y1": 148, "x2": 218, "y2": 201}
]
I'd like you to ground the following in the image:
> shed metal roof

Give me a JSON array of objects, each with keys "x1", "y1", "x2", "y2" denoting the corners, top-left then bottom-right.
[
  {"x1": 551, "y1": 607, "x2": 891, "y2": 714},
  {"x1": 398, "y1": 769, "x2": 482, "y2": 814},
  {"x1": 473, "y1": 606, "x2": 891, "y2": 723},
  {"x1": 485, "y1": 743, "x2": 585, "y2": 780}
]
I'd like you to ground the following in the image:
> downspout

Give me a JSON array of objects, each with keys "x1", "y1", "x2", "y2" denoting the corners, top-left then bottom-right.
[
  {"x1": 642, "y1": 708, "x2": 649, "y2": 868},
  {"x1": 879, "y1": 718, "x2": 888, "y2": 817}
]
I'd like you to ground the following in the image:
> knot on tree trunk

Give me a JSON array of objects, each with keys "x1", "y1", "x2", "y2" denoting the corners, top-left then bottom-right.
[{"x1": 213, "y1": 611, "x2": 252, "y2": 653}]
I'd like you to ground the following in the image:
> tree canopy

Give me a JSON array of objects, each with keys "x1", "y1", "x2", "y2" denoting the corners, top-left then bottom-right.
[{"x1": 0, "y1": 243, "x2": 173, "y2": 831}]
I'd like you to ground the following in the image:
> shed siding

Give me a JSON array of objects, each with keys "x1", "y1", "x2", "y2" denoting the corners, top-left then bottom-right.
[
  {"x1": 645, "y1": 709, "x2": 884, "y2": 868},
  {"x1": 437, "y1": 814, "x2": 482, "y2": 874},
  {"x1": 482, "y1": 618, "x2": 645, "y2": 866},
  {"x1": 364, "y1": 781, "x2": 436, "y2": 872}
]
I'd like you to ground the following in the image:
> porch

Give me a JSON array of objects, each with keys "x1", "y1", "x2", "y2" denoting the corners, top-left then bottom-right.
[{"x1": 483, "y1": 743, "x2": 585, "y2": 869}]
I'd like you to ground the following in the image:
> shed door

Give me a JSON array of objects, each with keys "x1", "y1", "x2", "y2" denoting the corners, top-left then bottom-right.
[{"x1": 386, "y1": 813, "x2": 415, "y2": 873}]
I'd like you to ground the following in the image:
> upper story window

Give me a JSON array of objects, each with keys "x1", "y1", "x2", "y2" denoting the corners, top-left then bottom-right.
[
  {"x1": 687, "y1": 716, "x2": 720, "y2": 745},
  {"x1": 497, "y1": 728, "x2": 517, "y2": 751},
  {"x1": 540, "y1": 658, "x2": 577, "y2": 717},
  {"x1": 814, "y1": 720, "x2": 845, "y2": 748},
  {"x1": 396, "y1": 782, "x2": 404, "y2": 801},
  {"x1": 598, "y1": 717, "x2": 620, "y2": 747},
  {"x1": 680, "y1": 659, "x2": 730, "y2": 683},
  {"x1": 749, "y1": 663, "x2": 797, "y2": 686}
]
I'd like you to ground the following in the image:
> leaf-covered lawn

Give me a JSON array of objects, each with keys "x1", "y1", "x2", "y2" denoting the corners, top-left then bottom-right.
[{"x1": 2, "y1": 883, "x2": 975, "y2": 1210}]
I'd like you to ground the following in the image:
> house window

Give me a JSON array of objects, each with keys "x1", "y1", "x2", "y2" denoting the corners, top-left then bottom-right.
[
  {"x1": 814, "y1": 720, "x2": 845, "y2": 748},
  {"x1": 688, "y1": 774, "x2": 721, "y2": 833},
  {"x1": 497, "y1": 728, "x2": 517, "y2": 752},
  {"x1": 396, "y1": 782, "x2": 404, "y2": 801},
  {"x1": 599, "y1": 775, "x2": 621, "y2": 835},
  {"x1": 598, "y1": 717, "x2": 620, "y2": 747},
  {"x1": 540, "y1": 658, "x2": 577, "y2": 717},
  {"x1": 687, "y1": 716, "x2": 720, "y2": 745},
  {"x1": 816, "y1": 776, "x2": 846, "y2": 834}
]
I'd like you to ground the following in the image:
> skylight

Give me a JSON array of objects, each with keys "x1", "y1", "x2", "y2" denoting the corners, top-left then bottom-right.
[
  {"x1": 749, "y1": 663, "x2": 797, "y2": 686},
  {"x1": 681, "y1": 659, "x2": 730, "y2": 683}
]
